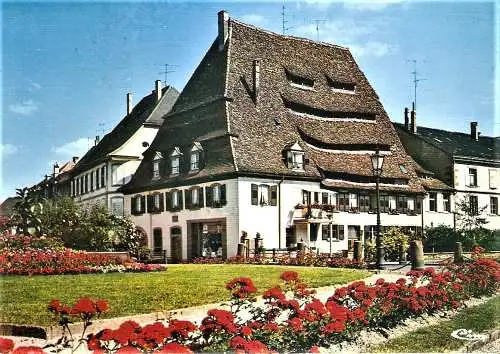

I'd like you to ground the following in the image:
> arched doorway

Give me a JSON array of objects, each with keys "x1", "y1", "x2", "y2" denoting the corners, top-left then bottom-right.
[{"x1": 170, "y1": 227, "x2": 182, "y2": 263}]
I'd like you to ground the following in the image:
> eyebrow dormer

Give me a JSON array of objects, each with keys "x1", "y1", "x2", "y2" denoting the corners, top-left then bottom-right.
[
  {"x1": 285, "y1": 68, "x2": 314, "y2": 91},
  {"x1": 326, "y1": 75, "x2": 356, "y2": 94}
]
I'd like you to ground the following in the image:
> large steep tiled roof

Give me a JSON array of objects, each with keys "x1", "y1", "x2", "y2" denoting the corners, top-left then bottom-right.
[
  {"x1": 72, "y1": 86, "x2": 179, "y2": 175},
  {"x1": 393, "y1": 122, "x2": 500, "y2": 161},
  {"x1": 123, "y1": 15, "x2": 424, "y2": 194}
]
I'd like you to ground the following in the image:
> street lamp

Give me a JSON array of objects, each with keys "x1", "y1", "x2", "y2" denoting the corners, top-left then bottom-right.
[{"x1": 371, "y1": 148, "x2": 385, "y2": 270}]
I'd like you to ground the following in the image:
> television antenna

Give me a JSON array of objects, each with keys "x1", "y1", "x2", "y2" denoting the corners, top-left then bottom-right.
[
  {"x1": 407, "y1": 59, "x2": 426, "y2": 110},
  {"x1": 159, "y1": 63, "x2": 179, "y2": 86},
  {"x1": 313, "y1": 19, "x2": 327, "y2": 41}
]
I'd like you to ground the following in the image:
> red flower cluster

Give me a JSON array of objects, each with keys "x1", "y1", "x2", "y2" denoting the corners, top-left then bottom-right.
[
  {"x1": 225, "y1": 277, "x2": 257, "y2": 299},
  {"x1": 229, "y1": 336, "x2": 273, "y2": 354},
  {"x1": 0, "y1": 247, "x2": 164, "y2": 276},
  {"x1": 280, "y1": 271, "x2": 299, "y2": 282},
  {"x1": 48, "y1": 297, "x2": 109, "y2": 318},
  {"x1": 0, "y1": 338, "x2": 14, "y2": 354},
  {"x1": 200, "y1": 309, "x2": 237, "y2": 336},
  {"x1": 0, "y1": 339, "x2": 46, "y2": 354}
]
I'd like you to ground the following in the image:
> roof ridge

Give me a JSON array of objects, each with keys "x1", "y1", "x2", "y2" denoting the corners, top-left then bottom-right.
[
  {"x1": 230, "y1": 19, "x2": 350, "y2": 52},
  {"x1": 394, "y1": 121, "x2": 497, "y2": 139}
]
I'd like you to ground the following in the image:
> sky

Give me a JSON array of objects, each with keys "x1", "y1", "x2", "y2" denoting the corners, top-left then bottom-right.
[{"x1": 1, "y1": 0, "x2": 498, "y2": 202}]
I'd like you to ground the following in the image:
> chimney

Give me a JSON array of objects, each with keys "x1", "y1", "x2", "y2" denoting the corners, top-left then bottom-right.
[
  {"x1": 155, "y1": 80, "x2": 162, "y2": 102},
  {"x1": 72, "y1": 156, "x2": 79, "y2": 163},
  {"x1": 95, "y1": 135, "x2": 100, "y2": 146},
  {"x1": 410, "y1": 102, "x2": 417, "y2": 134},
  {"x1": 218, "y1": 10, "x2": 229, "y2": 51},
  {"x1": 53, "y1": 163, "x2": 60, "y2": 176},
  {"x1": 127, "y1": 93, "x2": 132, "y2": 115},
  {"x1": 404, "y1": 107, "x2": 409, "y2": 131},
  {"x1": 253, "y1": 59, "x2": 261, "y2": 105},
  {"x1": 470, "y1": 121, "x2": 479, "y2": 141}
]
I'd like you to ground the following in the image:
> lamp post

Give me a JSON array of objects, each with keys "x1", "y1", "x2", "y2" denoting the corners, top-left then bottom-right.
[{"x1": 371, "y1": 148, "x2": 385, "y2": 270}]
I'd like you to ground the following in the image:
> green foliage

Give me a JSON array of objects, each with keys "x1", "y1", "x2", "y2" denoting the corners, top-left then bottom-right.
[
  {"x1": 38, "y1": 196, "x2": 81, "y2": 240},
  {"x1": 423, "y1": 225, "x2": 460, "y2": 252},
  {"x1": 455, "y1": 194, "x2": 488, "y2": 231},
  {"x1": 11, "y1": 187, "x2": 43, "y2": 235},
  {"x1": 365, "y1": 227, "x2": 411, "y2": 261},
  {"x1": 425, "y1": 225, "x2": 499, "y2": 252}
]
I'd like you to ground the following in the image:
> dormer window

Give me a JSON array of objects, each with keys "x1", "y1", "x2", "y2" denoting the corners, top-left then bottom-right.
[
  {"x1": 326, "y1": 76, "x2": 356, "y2": 94},
  {"x1": 152, "y1": 152, "x2": 163, "y2": 179},
  {"x1": 170, "y1": 147, "x2": 182, "y2": 176},
  {"x1": 285, "y1": 142, "x2": 305, "y2": 171},
  {"x1": 189, "y1": 142, "x2": 203, "y2": 172},
  {"x1": 285, "y1": 69, "x2": 314, "y2": 90}
]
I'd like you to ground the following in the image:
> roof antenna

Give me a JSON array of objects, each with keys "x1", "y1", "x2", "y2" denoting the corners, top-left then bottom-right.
[
  {"x1": 96, "y1": 122, "x2": 106, "y2": 136},
  {"x1": 159, "y1": 63, "x2": 179, "y2": 86},
  {"x1": 312, "y1": 19, "x2": 326, "y2": 41},
  {"x1": 407, "y1": 59, "x2": 426, "y2": 111}
]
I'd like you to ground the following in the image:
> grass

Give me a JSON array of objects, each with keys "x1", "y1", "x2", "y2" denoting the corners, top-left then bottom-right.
[
  {"x1": 372, "y1": 295, "x2": 500, "y2": 353},
  {"x1": 0, "y1": 264, "x2": 370, "y2": 327}
]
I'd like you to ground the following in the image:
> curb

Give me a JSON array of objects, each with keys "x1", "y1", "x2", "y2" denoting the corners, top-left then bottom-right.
[{"x1": 459, "y1": 328, "x2": 500, "y2": 353}]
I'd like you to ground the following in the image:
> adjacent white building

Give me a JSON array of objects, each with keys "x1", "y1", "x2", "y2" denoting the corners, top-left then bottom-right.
[{"x1": 70, "y1": 81, "x2": 179, "y2": 214}]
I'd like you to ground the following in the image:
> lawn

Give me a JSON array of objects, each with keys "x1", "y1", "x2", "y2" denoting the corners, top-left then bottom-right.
[
  {"x1": 0, "y1": 264, "x2": 370, "y2": 326},
  {"x1": 372, "y1": 295, "x2": 500, "y2": 353}
]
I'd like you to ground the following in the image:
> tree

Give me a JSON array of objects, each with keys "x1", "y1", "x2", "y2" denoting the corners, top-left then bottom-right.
[
  {"x1": 11, "y1": 187, "x2": 43, "y2": 235},
  {"x1": 455, "y1": 194, "x2": 488, "y2": 232},
  {"x1": 38, "y1": 196, "x2": 81, "y2": 239}
]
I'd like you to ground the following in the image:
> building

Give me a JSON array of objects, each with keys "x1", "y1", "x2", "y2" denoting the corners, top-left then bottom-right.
[
  {"x1": 70, "y1": 81, "x2": 179, "y2": 215},
  {"x1": 394, "y1": 113, "x2": 500, "y2": 230},
  {"x1": 121, "y1": 11, "x2": 427, "y2": 262},
  {"x1": 33, "y1": 157, "x2": 79, "y2": 200}
]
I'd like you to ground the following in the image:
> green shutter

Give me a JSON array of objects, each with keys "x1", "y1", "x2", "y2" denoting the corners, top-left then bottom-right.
[
  {"x1": 221, "y1": 184, "x2": 227, "y2": 205},
  {"x1": 165, "y1": 192, "x2": 172, "y2": 211},
  {"x1": 185, "y1": 189, "x2": 192, "y2": 209},
  {"x1": 198, "y1": 187, "x2": 204, "y2": 208},
  {"x1": 270, "y1": 185, "x2": 277, "y2": 206},
  {"x1": 205, "y1": 186, "x2": 213, "y2": 207},
  {"x1": 140, "y1": 196, "x2": 146, "y2": 214},
  {"x1": 251, "y1": 184, "x2": 258, "y2": 205}
]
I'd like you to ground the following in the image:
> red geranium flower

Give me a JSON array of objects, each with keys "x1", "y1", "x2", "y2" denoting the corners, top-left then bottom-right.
[
  {"x1": 157, "y1": 342, "x2": 193, "y2": 353},
  {"x1": 280, "y1": 271, "x2": 299, "y2": 282},
  {"x1": 0, "y1": 337, "x2": 14, "y2": 354},
  {"x1": 12, "y1": 346, "x2": 46, "y2": 354}
]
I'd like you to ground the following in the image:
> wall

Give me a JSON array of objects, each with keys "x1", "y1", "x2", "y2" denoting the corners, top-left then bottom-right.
[
  {"x1": 126, "y1": 178, "x2": 239, "y2": 259},
  {"x1": 110, "y1": 126, "x2": 158, "y2": 158},
  {"x1": 454, "y1": 162, "x2": 500, "y2": 230}
]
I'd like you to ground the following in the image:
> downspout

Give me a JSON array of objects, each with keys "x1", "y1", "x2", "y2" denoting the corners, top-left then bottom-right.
[{"x1": 278, "y1": 177, "x2": 284, "y2": 249}]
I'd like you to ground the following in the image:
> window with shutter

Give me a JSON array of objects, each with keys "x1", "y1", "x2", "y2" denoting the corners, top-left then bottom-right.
[
  {"x1": 185, "y1": 189, "x2": 192, "y2": 209},
  {"x1": 190, "y1": 152, "x2": 199, "y2": 171},
  {"x1": 260, "y1": 185, "x2": 270, "y2": 205},
  {"x1": 213, "y1": 185, "x2": 220, "y2": 203},
  {"x1": 191, "y1": 188, "x2": 199, "y2": 206},
  {"x1": 489, "y1": 169, "x2": 498, "y2": 189},
  {"x1": 429, "y1": 193, "x2": 437, "y2": 212},
  {"x1": 270, "y1": 185, "x2": 278, "y2": 206},
  {"x1": 154, "y1": 194, "x2": 161, "y2": 209},
  {"x1": 251, "y1": 184, "x2": 258, "y2": 205},
  {"x1": 221, "y1": 184, "x2": 227, "y2": 205}
]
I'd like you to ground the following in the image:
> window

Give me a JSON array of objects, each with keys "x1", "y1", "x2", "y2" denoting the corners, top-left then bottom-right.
[
  {"x1": 443, "y1": 193, "x2": 451, "y2": 212},
  {"x1": 396, "y1": 195, "x2": 407, "y2": 213},
  {"x1": 166, "y1": 190, "x2": 183, "y2": 211},
  {"x1": 80, "y1": 177, "x2": 84, "y2": 195},
  {"x1": 469, "y1": 195, "x2": 479, "y2": 215},
  {"x1": 90, "y1": 171, "x2": 94, "y2": 191},
  {"x1": 101, "y1": 166, "x2": 106, "y2": 187},
  {"x1": 171, "y1": 156, "x2": 180, "y2": 175},
  {"x1": 213, "y1": 185, "x2": 221, "y2": 203},
  {"x1": 206, "y1": 184, "x2": 227, "y2": 207},
  {"x1": 321, "y1": 224, "x2": 344, "y2": 241},
  {"x1": 286, "y1": 143, "x2": 305, "y2": 171},
  {"x1": 469, "y1": 168, "x2": 478, "y2": 187},
  {"x1": 337, "y1": 192, "x2": 349, "y2": 212},
  {"x1": 349, "y1": 193, "x2": 358, "y2": 209},
  {"x1": 489, "y1": 169, "x2": 498, "y2": 189},
  {"x1": 190, "y1": 152, "x2": 199, "y2": 171},
  {"x1": 388, "y1": 196, "x2": 396, "y2": 211},
  {"x1": 313, "y1": 192, "x2": 319, "y2": 204},
  {"x1": 329, "y1": 80, "x2": 356, "y2": 93},
  {"x1": 185, "y1": 187, "x2": 204, "y2": 209},
  {"x1": 84, "y1": 174, "x2": 88, "y2": 194},
  {"x1": 251, "y1": 184, "x2": 277, "y2": 206},
  {"x1": 285, "y1": 69, "x2": 314, "y2": 90},
  {"x1": 490, "y1": 196, "x2": 498, "y2": 215},
  {"x1": 407, "y1": 197, "x2": 415, "y2": 211},
  {"x1": 110, "y1": 197, "x2": 124, "y2": 216},
  {"x1": 260, "y1": 185, "x2": 269, "y2": 205},
  {"x1": 302, "y1": 190, "x2": 311, "y2": 205},
  {"x1": 379, "y1": 195, "x2": 390, "y2": 213},
  {"x1": 359, "y1": 195, "x2": 370, "y2": 212},
  {"x1": 429, "y1": 192, "x2": 437, "y2": 212},
  {"x1": 96, "y1": 169, "x2": 100, "y2": 189},
  {"x1": 153, "y1": 160, "x2": 160, "y2": 178},
  {"x1": 172, "y1": 190, "x2": 179, "y2": 208},
  {"x1": 192, "y1": 188, "x2": 199, "y2": 206},
  {"x1": 112, "y1": 164, "x2": 123, "y2": 185},
  {"x1": 72, "y1": 180, "x2": 75, "y2": 197},
  {"x1": 132, "y1": 195, "x2": 145, "y2": 215},
  {"x1": 154, "y1": 194, "x2": 161, "y2": 209}
]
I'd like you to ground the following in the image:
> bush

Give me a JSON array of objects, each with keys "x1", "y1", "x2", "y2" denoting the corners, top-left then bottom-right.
[
  {"x1": 365, "y1": 227, "x2": 410, "y2": 261},
  {"x1": 425, "y1": 226, "x2": 500, "y2": 252}
]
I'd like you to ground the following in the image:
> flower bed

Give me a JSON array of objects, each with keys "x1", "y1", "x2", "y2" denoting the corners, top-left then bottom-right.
[
  {"x1": 2, "y1": 254, "x2": 497, "y2": 353},
  {"x1": 0, "y1": 232, "x2": 165, "y2": 276},
  {"x1": 188, "y1": 252, "x2": 365, "y2": 269}
]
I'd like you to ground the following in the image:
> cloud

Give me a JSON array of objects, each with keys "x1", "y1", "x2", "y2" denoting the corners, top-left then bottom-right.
[
  {"x1": 343, "y1": 0, "x2": 406, "y2": 11},
  {"x1": 52, "y1": 138, "x2": 90, "y2": 157},
  {"x1": 303, "y1": 0, "x2": 334, "y2": 10},
  {"x1": 348, "y1": 41, "x2": 398, "y2": 57},
  {"x1": 0, "y1": 144, "x2": 18, "y2": 157},
  {"x1": 294, "y1": 19, "x2": 396, "y2": 57},
  {"x1": 8, "y1": 100, "x2": 38, "y2": 116},
  {"x1": 240, "y1": 14, "x2": 267, "y2": 26}
]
